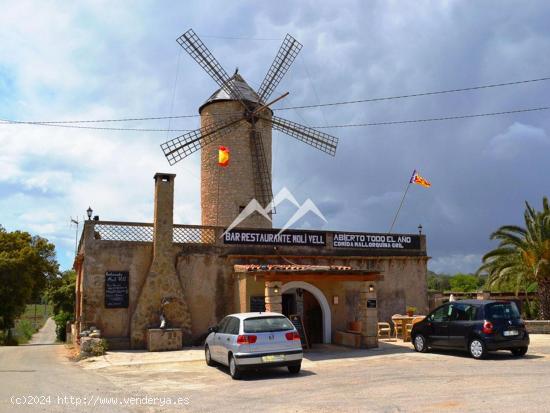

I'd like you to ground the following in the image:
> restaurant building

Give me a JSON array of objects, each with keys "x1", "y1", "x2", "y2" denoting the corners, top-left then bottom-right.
[{"x1": 73, "y1": 173, "x2": 429, "y2": 349}]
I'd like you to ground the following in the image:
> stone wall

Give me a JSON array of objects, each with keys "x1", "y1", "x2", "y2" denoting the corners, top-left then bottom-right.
[
  {"x1": 525, "y1": 320, "x2": 550, "y2": 334},
  {"x1": 76, "y1": 224, "x2": 428, "y2": 347}
]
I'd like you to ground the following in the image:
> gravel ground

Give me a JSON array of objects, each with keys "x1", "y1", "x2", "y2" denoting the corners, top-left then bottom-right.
[{"x1": 2, "y1": 329, "x2": 550, "y2": 413}]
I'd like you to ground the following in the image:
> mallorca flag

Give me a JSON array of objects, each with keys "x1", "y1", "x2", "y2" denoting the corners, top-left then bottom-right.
[
  {"x1": 410, "y1": 170, "x2": 431, "y2": 188},
  {"x1": 218, "y1": 146, "x2": 230, "y2": 167}
]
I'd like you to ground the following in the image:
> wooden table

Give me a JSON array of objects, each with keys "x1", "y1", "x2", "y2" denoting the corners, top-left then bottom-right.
[{"x1": 391, "y1": 315, "x2": 426, "y2": 342}]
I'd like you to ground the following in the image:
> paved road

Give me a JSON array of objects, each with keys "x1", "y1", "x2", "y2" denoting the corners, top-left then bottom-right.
[
  {"x1": 0, "y1": 319, "x2": 137, "y2": 413},
  {"x1": 2, "y1": 326, "x2": 550, "y2": 412},
  {"x1": 81, "y1": 335, "x2": 550, "y2": 413}
]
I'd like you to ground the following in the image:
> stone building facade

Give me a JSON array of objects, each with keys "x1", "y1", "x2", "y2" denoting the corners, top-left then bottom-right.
[{"x1": 74, "y1": 173, "x2": 429, "y2": 350}]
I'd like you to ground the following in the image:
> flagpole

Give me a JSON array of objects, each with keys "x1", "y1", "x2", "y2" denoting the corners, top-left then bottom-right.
[{"x1": 388, "y1": 179, "x2": 413, "y2": 234}]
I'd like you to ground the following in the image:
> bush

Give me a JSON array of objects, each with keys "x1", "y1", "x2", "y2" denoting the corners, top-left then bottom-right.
[
  {"x1": 53, "y1": 311, "x2": 72, "y2": 342},
  {"x1": 15, "y1": 319, "x2": 36, "y2": 344}
]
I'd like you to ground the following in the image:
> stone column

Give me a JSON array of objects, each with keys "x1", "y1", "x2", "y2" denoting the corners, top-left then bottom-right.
[
  {"x1": 358, "y1": 282, "x2": 378, "y2": 348},
  {"x1": 264, "y1": 281, "x2": 282, "y2": 313},
  {"x1": 476, "y1": 291, "x2": 491, "y2": 300}
]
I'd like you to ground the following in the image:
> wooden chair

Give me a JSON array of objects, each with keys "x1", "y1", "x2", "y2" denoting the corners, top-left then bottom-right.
[
  {"x1": 404, "y1": 316, "x2": 425, "y2": 342},
  {"x1": 377, "y1": 322, "x2": 391, "y2": 339},
  {"x1": 391, "y1": 315, "x2": 403, "y2": 339}
]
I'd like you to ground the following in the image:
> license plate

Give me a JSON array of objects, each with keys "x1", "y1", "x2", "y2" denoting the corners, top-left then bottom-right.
[
  {"x1": 504, "y1": 330, "x2": 519, "y2": 336},
  {"x1": 262, "y1": 354, "x2": 286, "y2": 363}
]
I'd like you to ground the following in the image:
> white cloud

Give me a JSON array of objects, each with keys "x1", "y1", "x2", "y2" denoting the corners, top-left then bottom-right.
[{"x1": 486, "y1": 122, "x2": 550, "y2": 160}]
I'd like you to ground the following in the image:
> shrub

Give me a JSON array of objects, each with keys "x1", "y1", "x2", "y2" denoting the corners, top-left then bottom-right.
[
  {"x1": 15, "y1": 319, "x2": 36, "y2": 344},
  {"x1": 53, "y1": 311, "x2": 73, "y2": 342}
]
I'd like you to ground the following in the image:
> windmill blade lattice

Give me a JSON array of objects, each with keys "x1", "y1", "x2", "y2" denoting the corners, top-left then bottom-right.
[
  {"x1": 161, "y1": 116, "x2": 244, "y2": 165},
  {"x1": 249, "y1": 130, "x2": 275, "y2": 212},
  {"x1": 176, "y1": 29, "x2": 247, "y2": 104},
  {"x1": 257, "y1": 34, "x2": 302, "y2": 103},
  {"x1": 268, "y1": 115, "x2": 338, "y2": 156}
]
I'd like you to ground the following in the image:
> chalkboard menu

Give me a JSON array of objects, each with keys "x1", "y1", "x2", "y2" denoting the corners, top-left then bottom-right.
[
  {"x1": 250, "y1": 296, "x2": 266, "y2": 312},
  {"x1": 105, "y1": 271, "x2": 129, "y2": 308},
  {"x1": 289, "y1": 314, "x2": 309, "y2": 349}
]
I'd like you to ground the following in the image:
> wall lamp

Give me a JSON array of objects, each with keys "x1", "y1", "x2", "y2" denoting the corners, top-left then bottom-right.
[{"x1": 368, "y1": 284, "x2": 375, "y2": 293}]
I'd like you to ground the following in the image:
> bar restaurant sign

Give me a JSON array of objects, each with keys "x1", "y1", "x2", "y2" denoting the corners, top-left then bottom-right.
[
  {"x1": 333, "y1": 232, "x2": 420, "y2": 250},
  {"x1": 223, "y1": 228, "x2": 326, "y2": 246}
]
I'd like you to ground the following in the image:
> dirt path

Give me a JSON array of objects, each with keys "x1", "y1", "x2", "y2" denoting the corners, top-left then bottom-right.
[{"x1": 26, "y1": 317, "x2": 56, "y2": 345}]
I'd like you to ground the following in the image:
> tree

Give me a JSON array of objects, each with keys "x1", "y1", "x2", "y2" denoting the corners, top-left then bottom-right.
[
  {"x1": 0, "y1": 226, "x2": 59, "y2": 343},
  {"x1": 449, "y1": 273, "x2": 486, "y2": 292},
  {"x1": 46, "y1": 270, "x2": 76, "y2": 315},
  {"x1": 427, "y1": 271, "x2": 451, "y2": 291},
  {"x1": 46, "y1": 270, "x2": 76, "y2": 342},
  {"x1": 478, "y1": 197, "x2": 550, "y2": 319}
]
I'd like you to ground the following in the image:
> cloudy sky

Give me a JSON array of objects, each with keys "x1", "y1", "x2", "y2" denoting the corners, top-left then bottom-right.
[{"x1": 1, "y1": 0, "x2": 549, "y2": 273}]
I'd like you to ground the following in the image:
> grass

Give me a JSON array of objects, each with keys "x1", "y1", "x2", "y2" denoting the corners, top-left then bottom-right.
[{"x1": 13, "y1": 304, "x2": 53, "y2": 344}]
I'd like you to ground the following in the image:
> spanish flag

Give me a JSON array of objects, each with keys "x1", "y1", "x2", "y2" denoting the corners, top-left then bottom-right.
[
  {"x1": 218, "y1": 146, "x2": 230, "y2": 167},
  {"x1": 410, "y1": 170, "x2": 431, "y2": 188}
]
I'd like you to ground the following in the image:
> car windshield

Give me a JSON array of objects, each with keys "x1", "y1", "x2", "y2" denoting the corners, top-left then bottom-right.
[
  {"x1": 243, "y1": 316, "x2": 294, "y2": 333},
  {"x1": 487, "y1": 302, "x2": 520, "y2": 320}
]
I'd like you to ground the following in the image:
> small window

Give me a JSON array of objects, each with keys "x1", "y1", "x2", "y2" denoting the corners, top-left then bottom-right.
[
  {"x1": 239, "y1": 206, "x2": 246, "y2": 213},
  {"x1": 451, "y1": 303, "x2": 477, "y2": 321},
  {"x1": 244, "y1": 316, "x2": 294, "y2": 333},
  {"x1": 225, "y1": 317, "x2": 240, "y2": 335},
  {"x1": 487, "y1": 302, "x2": 520, "y2": 320},
  {"x1": 430, "y1": 304, "x2": 451, "y2": 322},
  {"x1": 217, "y1": 317, "x2": 230, "y2": 333}
]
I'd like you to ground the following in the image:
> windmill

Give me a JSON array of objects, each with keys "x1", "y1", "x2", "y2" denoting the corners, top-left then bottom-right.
[{"x1": 160, "y1": 29, "x2": 338, "y2": 228}]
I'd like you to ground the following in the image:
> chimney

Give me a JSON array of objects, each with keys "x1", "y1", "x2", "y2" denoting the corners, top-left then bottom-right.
[{"x1": 153, "y1": 173, "x2": 176, "y2": 262}]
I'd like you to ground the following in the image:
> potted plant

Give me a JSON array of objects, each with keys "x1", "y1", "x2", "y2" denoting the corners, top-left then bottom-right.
[
  {"x1": 406, "y1": 306, "x2": 417, "y2": 317},
  {"x1": 346, "y1": 291, "x2": 361, "y2": 332}
]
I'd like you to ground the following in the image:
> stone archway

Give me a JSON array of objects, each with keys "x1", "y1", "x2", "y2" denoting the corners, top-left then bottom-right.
[{"x1": 281, "y1": 281, "x2": 331, "y2": 344}]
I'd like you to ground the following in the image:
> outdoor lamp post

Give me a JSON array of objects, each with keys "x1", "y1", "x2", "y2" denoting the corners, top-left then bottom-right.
[
  {"x1": 418, "y1": 224, "x2": 423, "y2": 235},
  {"x1": 87, "y1": 206, "x2": 93, "y2": 220}
]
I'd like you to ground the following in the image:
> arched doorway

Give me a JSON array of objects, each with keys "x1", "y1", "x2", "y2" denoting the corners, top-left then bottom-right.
[{"x1": 281, "y1": 281, "x2": 331, "y2": 344}]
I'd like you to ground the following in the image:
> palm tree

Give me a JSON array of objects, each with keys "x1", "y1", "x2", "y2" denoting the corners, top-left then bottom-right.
[{"x1": 478, "y1": 197, "x2": 550, "y2": 319}]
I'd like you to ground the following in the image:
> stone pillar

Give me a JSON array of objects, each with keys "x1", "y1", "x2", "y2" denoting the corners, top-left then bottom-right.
[
  {"x1": 130, "y1": 173, "x2": 192, "y2": 348},
  {"x1": 264, "y1": 281, "x2": 282, "y2": 313},
  {"x1": 153, "y1": 173, "x2": 176, "y2": 264},
  {"x1": 358, "y1": 282, "x2": 378, "y2": 348},
  {"x1": 476, "y1": 291, "x2": 491, "y2": 300}
]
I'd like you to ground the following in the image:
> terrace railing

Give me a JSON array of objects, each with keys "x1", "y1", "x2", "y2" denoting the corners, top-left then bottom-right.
[{"x1": 92, "y1": 221, "x2": 217, "y2": 244}]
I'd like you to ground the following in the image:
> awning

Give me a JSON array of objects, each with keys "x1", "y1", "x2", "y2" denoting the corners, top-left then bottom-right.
[{"x1": 233, "y1": 264, "x2": 383, "y2": 282}]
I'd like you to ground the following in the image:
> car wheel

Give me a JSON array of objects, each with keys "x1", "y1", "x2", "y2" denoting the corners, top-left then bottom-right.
[
  {"x1": 511, "y1": 347, "x2": 528, "y2": 357},
  {"x1": 469, "y1": 339, "x2": 486, "y2": 359},
  {"x1": 413, "y1": 334, "x2": 428, "y2": 353},
  {"x1": 288, "y1": 363, "x2": 301, "y2": 374},
  {"x1": 229, "y1": 355, "x2": 241, "y2": 380},
  {"x1": 205, "y1": 345, "x2": 215, "y2": 366}
]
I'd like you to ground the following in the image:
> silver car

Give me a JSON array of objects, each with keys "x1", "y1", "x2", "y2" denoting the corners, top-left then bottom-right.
[{"x1": 204, "y1": 312, "x2": 303, "y2": 379}]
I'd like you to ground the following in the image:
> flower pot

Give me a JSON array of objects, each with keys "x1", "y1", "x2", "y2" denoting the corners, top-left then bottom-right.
[{"x1": 348, "y1": 321, "x2": 361, "y2": 332}]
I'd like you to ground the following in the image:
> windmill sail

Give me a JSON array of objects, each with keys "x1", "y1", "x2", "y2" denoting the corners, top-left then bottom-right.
[
  {"x1": 177, "y1": 29, "x2": 248, "y2": 105},
  {"x1": 160, "y1": 116, "x2": 244, "y2": 165},
  {"x1": 267, "y1": 116, "x2": 338, "y2": 156},
  {"x1": 249, "y1": 130, "x2": 274, "y2": 212},
  {"x1": 257, "y1": 34, "x2": 302, "y2": 103}
]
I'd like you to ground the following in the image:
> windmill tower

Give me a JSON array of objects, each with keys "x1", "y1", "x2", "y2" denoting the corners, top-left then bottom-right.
[{"x1": 161, "y1": 30, "x2": 339, "y2": 228}]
